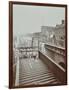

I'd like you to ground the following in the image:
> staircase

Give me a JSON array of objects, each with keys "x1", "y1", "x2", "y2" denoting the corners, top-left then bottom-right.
[{"x1": 19, "y1": 58, "x2": 61, "y2": 86}]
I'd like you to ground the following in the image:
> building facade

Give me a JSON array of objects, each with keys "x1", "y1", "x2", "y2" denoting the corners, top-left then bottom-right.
[{"x1": 41, "y1": 20, "x2": 65, "y2": 48}]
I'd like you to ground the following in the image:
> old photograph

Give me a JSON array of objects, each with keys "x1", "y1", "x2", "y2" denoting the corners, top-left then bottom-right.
[{"x1": 9, "y1": 1, "x2": 67, "y2": 88}]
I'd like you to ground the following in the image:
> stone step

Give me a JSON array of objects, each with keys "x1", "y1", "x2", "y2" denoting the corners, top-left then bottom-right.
[
  {"x1": 19, "y1": 76, "x2": 58, "y2": 85},
  {"x1": 18, "y1": 59, "x2": 61, "y2": 86},
  {"x1": 19, "y1": 70, "x2": 52, "y2": 77},
  {"x1": 19, "y1": 72, "x2": 54, "y2": 80}
]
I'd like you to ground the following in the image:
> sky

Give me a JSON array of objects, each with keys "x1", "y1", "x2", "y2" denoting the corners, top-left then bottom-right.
[{"x1": 13, "y1": 4, "x2": 65, "y2": 36}]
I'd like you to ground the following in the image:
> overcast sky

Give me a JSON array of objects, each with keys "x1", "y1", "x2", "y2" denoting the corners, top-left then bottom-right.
[{"x1": 13, "y1": 4, "x2": 65, "y2": 36}]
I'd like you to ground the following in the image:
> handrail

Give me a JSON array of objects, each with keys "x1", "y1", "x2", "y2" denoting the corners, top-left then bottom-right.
[
  {"x1": 45, "y1": 46, "x2": 65, "y2": 56},
  {"x1": 45, "y1": 43, "x2": 65, "y2": 51}
]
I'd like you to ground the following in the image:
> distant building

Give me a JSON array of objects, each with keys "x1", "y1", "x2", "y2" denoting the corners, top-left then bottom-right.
[
  {"x1": 41, "y1": 26, "x2": 55, "y2": 44},
  {"x1": 55, "y1": 20, "x2": 65, "y2": 47},
  {"x1": 41, "y1": 20, "x2": 65, "y2": 48}
]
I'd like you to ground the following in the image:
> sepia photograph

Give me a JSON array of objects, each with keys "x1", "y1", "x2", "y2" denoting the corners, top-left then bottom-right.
[{"x1": 9, "y1": 1, "x2": 67, "y2": 88}]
